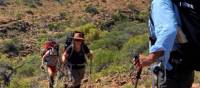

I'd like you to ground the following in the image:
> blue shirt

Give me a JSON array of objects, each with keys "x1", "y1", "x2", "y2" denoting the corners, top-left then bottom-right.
[{"x1": 149, "y1": 0, "x2": 181, "y2": 70}]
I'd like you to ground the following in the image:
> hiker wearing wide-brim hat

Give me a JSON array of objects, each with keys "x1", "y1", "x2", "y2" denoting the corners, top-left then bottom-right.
[
  {"x1": 61, "y1": 31, "x2": 93, "y2": 88},
  {"x1": 72, "y1": 32, "x2": 84, "y2": 41}
]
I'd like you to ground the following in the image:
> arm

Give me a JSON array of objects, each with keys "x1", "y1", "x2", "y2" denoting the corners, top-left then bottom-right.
[
  {"x1": 86, "y1": 50, "x2": 93, "y2": 60},
  {"x1": 41, "y1": 50, "x2": 50, "y2": 65},
  {"x1": 83, "y1": 44, "x2": 93, "y2": 60},
  {"x1": 61, "y1": 50, "x2": 68, "y2": 70},
  {"x1": 139, "y1": 0, "x2": 178, "y2": 67}
]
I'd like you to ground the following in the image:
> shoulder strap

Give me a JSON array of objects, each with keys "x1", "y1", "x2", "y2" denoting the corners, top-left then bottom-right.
[
  {"x1": 81, "y1": 44, "x2": 85, "y2": 54},
  {"x1": 148, "y1": 1, "x2": 157, "y2": 45},
  {"x1": 66, "y1": 44, "x2": 74, "y2": 60}
]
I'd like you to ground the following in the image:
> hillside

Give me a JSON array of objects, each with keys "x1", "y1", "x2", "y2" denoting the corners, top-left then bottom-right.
[{"x1": 0, "y1": 0, "x2": 200, "y2": 88}]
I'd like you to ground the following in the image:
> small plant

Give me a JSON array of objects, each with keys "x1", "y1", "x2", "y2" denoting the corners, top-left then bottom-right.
[
  {"x1": 112, "y1": 10, "x2": 129, "y2": 21},
  {"x1": 85, "y1": 6, "x2": 99, "y2": 15},
  {"x1": 59, "y1": 12, "x2": 67, "y2": 19},
  {"x1": 23, "y1": 0, "x2": 42, "y2": 8},
  {"x1": 0, "y1": 32, "x2": 4, "y2": 37},
  {"x1": 99, "y1": 19, "x2": 115, "y2": 31},
  {"x1": 135, "y1": 10, "x2": 148, "y2": 22},
  {"x1": 16, "y1": 13, "x2": 23, "y2": 20}
]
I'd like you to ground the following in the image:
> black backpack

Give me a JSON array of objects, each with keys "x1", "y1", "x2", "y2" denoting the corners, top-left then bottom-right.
[
  {"x1": 149, "y1": 0, "x2": 200, "y2": 71},
  {"x1": 172, "y1": 0, "x2": 200, "y2": 71}
]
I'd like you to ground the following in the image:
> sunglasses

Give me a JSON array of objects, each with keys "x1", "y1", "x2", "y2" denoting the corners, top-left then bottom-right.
[{"x1": 74, "y1": 39, "x2": 83, "y2": 42}]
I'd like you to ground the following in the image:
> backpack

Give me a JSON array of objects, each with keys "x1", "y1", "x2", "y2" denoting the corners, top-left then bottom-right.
[
  {"x1": 41, "y1": 40, "x2": 59, "y2": 57},
  {"x1": 172, "y1": 0, "x2": 200, "y2": 71},
  {"x1": 149, "y1": 0, "x2": 200, "y2": 71},
  {"x1": 64, "y1": 32, "x2": 74, "y2": 50}
]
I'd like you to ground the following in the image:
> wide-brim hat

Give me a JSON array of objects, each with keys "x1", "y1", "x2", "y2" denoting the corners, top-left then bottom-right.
[{"x1": 73, "y1": 32, "x2": 84, "y2": 40}]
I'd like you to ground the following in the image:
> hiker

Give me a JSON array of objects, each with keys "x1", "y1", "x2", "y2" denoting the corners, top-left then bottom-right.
[
  {"x1": 134, "y1": 0, "x2": 200, "y2": 88},
  {"x1": 61, "y1": 31, "x2": 93, "y2": 88},
  {"x1": 40, "y1": 39, "x2": 60, "y2": 88}
]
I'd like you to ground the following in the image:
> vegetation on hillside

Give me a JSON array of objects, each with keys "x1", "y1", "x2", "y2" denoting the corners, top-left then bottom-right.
[{"x1": 1, "y1": 0, "x2": 200, "y2": 88}]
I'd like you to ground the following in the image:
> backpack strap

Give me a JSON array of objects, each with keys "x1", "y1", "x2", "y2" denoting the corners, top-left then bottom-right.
[
  {"x1": 66, "y1": 44, "x2": 74, "y2": 60},
  {"x1": 148, "y1": 1, "x2": 156, "y2": 46}
]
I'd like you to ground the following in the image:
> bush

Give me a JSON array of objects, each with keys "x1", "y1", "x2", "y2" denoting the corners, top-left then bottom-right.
[
  {"x1": 91, "y1": 30, "x2": 130, "y2": 50},
  {"x1": 16, "y1": 54, "x2": 41, "y2": 77},
  {"x1": 85, "y1": 6, "x2": 99, "y2": 15},
  {"x1": 92, "y1": 49, "x2": 122, "y2": 72},
  {"x1": 0, "y1": 32, "x2": 4, "y2": 37},
  {"x1": 112, "y1": 21, "x2": 147, "y2": 35},
  {"x1": 55, "y1": 0, "x2": 72, "y2": 5},
  {"x1": 59, "y1": 11, "x2": 67, "y2": 19},
  {"x1": 48, "y1": 23, "x2": 65, "y2": 32},
  {"x1": 122, "y1": 34, "x2": 149, "y2": 56},
  {"x1": 135, "y1": 10, "x2": 149, "y2": 22},
  {"x1": 0, "y1": 39, "x2": 23, "y2": 54},
  {"x1": 112, "y1": 10, "x2": 129, "y2": 21},
  {"x1": 92, "y1": 21, "x2": 147, "y2": 50},
  {"x1": 23, "y1": 0, "x2": 42, "y2": 8},
  {"x1": 17, "y1": 64, "x2": 35, "y2": 77},
  {"x1": 16, "y1": 13, "x2": 24, "y2": 20},
  {"x1": 99, "y1": 19, "x2": 115, "y2": 31},
  {"x1": 8, "y1": 77, "x2": 32, "y2": 88}
]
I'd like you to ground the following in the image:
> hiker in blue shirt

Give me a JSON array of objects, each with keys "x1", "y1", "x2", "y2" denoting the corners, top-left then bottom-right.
[{"x1": 136, "y1": 0, "x2": 195, "y2": 88}]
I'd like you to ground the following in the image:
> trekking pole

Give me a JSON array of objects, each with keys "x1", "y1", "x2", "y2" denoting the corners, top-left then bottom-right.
[
  {"x1": 88, "y1": 56, "x2": 93, "y2": 88},
  {"x1": 131, "y1": 54, "x2": 142, "y2": 88}
]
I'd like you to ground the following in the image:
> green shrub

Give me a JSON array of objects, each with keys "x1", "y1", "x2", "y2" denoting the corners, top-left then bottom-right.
[
  {"x1": 16, "y1": 54, "x2": 41, "y2": 77},
  {"x1": 92, "y1": 21, "x2": 147, "y2": 50},
  {"x1": 17, "y1": 64, "x2": 35, "y2": 77},
  {"x1": 122, "y1": 34, "x2": 149, "y2": 56},
  {"x1": 48, "y1": 23, "x2": 65, "y2": 32},
  {"x1": 8, "y1": 77, "x2": 32, "y2": 88},
  {"x1": 112, "y1": 10, "x2": 129, "y2": 21},
  {"x1": 91, "y1": 31, "x2": 129, "y2": 50},
  {"x1": 0, "y1": 39, "x2": 23, "y2": 54},
  {"x1": 135, "y1": 10, "x2": 149, "y2": 22},
  {"x1": 0, "y1": 32, "x2": 4, "y2": 37},
  {"x1": 55, "y1": 0, "x2": 72, "y2": 5},
  {"x1": 23, "y1": 0, "x2": 42, "y2": 8},
  {"x1": 76, "y1": 23, "x2": 96, "y2": 34},
  {"x1": 37, "y1": 34, "x2": 49, "y2": 47},
  {"x1": 85, "y1": 6, "x2": 99, "y2": 15},
  {"x1": 59, "y1": 11, "x2": 67, "y2": 19},
  {"x1": 112, "y1": 21, "x2": 147, "y2": 35},
  {"x1": 53, "y1": 32, "x2": 68, "y2": 44},
  {"x1": 16, "y1": 13, "x2": 24, "y2": 20},
  {"x1": 99, "y1": 19, "x2": 115, "y2": 31},
  {"x1": 92, "y1": 49, "x2": 122, "y2": 72}
]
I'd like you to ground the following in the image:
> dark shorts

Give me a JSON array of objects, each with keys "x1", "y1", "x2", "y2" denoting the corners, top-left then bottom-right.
[
  {"x1": 47, "y1": 65, "x2": 57, "y2": 73},
  {"x1": 158, "y1": 70, "x2": 194, "y2": 88},
  {"x1": 67, "y1": 67, "x2": 85, "y2": 87}
]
